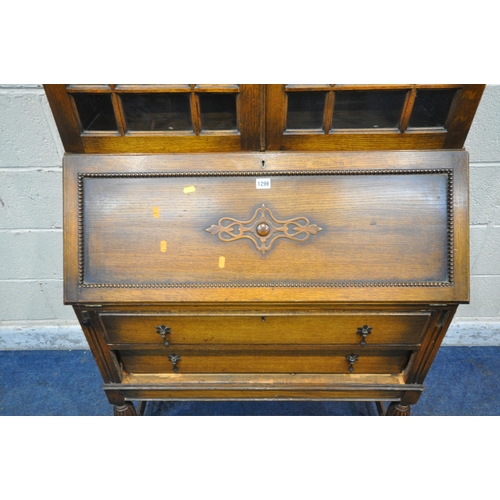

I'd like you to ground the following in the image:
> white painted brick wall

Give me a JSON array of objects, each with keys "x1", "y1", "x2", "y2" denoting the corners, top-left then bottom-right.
[
  {"x1": 0, "y1": 85, "x2": 80, "y2": 348},
  {"x1": 465, "y1": 85, "x2": 500, "y2": 162},
  {"x1": 457, "y1": 85, "x2": 500, "y2": 343},
  {"x1": 0, "y1": 231, "x2": 62, "y2": 280},
  {"x1": 0, "y1": 86, "x2": 64, "y2": 167},
  {"x1": 0, "y1": 169, "x2": 62, "y2": 228},
  {"x1": 0, "y1": 84, "x2": 499, "y2": 348}
]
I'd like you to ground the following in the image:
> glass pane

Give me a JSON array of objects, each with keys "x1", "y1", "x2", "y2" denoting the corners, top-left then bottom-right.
[
  {"x1": 286, "y1": 92, "x2": 326, "y2": 130},
  {"x1": 332, "y1": 91, "x2": 407, "y2": 129},
  {"x1": 73, "y1": 94, "x2": 117, "y2": 131},
  {"x1": 121, "y1": 94, "x2": 192, "y2": 131},
  {"x1": 409, "y1": 89, "x2": 457, "y2": 128},
  {"x1": 199, "y1": 94, "x2": 237, "y2": 130}
]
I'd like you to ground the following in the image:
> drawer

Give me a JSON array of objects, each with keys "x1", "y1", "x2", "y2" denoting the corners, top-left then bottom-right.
[
  {"x1": 99, "y1": 311, "x2": 431, "y2": 346},
  {"x1": 119, "y1": 348, "x2": 411, "y2": 375}
]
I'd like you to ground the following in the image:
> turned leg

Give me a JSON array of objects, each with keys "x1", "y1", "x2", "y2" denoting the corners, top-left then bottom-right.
[
  {"x1": 113, "y1": 402, "x2": 137, "y2": 416},
  {"x1": 381, "y1": 391, "x2": 419, "y2": 416},
  {"x1": 106, "y1": 389, "x2": 139, "y2": 416},
  {"x1": 386, "y1": 403, "x2": 411, "y2": 416}
]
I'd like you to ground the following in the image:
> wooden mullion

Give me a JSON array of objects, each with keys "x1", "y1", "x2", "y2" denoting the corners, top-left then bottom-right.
[
  {"x1": 323, "y1": 90, "x2": 334, "y2": 134},
  {"x1": 399, "y1": 88, "x2": 416, "y2": 133},
  {"x1": 265, "y1": 84, "x2": 287, "y2": 150},
  {"x1": 260, "y1": 85, "x2": 266, "y2": 151},
  {"x1": 236, "y1": 88, "x2": 241, "y2": 133},
  {"x1": 111, "y1": 93, "x2": 127, "y2": 136},
  {"x1": 190, "y1": 92, "x2": 201, "y2": 136},
  {"x1": 239, "y1": 85, "x2": 263, "y2": 151}
]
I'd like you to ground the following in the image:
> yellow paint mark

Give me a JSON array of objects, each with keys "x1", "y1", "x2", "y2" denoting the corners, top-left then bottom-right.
[
  {"x1": 183, "y1": 186, "x2": 196, "y2": 194},
  {"x1": 218, "y1": 256, "x2": 226, "y2": 268},
  {"x1": 153, "y1": 206, "x2": 160, "y2": 218},
  {"x1": 160, "y1": 240, "x2": 167, "y2": 253}
]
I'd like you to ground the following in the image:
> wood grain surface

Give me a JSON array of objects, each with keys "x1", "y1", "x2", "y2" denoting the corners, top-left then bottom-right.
[
  {"x1": 64, "y1": 150, "x2": 468, "y2": 304},
  {"x1": 99, "y1": 310, "x2": 431, "y2": 346}
]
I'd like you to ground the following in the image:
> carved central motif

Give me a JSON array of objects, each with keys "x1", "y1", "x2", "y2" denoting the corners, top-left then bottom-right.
[{"x1": 206, "y1": 204, "x2": 322, "y2": 255}]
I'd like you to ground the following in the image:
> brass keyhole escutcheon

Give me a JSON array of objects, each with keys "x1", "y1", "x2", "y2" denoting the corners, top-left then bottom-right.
[{"x1": 257, "y1": 223, "x2": 270, "y2": 236}]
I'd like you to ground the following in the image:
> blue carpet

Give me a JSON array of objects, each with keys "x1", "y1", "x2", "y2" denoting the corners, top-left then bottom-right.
[{"x1": 1, "y1": 347, "x2": 499, "y2": 416}]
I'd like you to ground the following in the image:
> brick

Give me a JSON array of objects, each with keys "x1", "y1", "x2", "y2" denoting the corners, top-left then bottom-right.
[
  {"x1": 0, "y1": 280, "x2": 76, "y2": 321},
  {"x1": 469, "y1": 226, "x2": 488, "y2": 270},
  {"x1": 465, "y1": 85, "x2": 500, "y2": 163},
  {"x1": 455, "y1": 276, "x2": 500, "y2": 318},
  {"x1": 0, "y1": 169, "x2": 62, "y2": 229},
  {"x1": 0, "y1": 230, "x2": 63, "y2": 280},
  {"x1": 472, "y1": 226, "x2": 500, "y2": 275},
  {"x1": 469, "y1": 166, "x2": 500, "y2": 225},
  {"x1": 0, "y1": 85, "x2": 43, "y2": 89},
  {"x1": 0, "y1": 89, "x2": 63, "y2": 167}
]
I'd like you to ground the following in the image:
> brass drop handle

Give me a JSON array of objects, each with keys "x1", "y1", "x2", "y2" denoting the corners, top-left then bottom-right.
[
  {"x1": 168, "y1": 354, "x2": 181, "y2": 372},
  {"x1": 345, "y1": 353, "x2": 359, "y2": 373},
  {"x1": 156, "y1": 325, "x2": 171, "y2": 347},
  {"x1": 356, "y1": 325, "x2": 372, "y2": 346}
]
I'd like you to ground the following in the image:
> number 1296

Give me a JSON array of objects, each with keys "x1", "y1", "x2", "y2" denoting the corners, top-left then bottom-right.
[{"x1": 256, "y1": 178, "x2": 271, "y2": 189}]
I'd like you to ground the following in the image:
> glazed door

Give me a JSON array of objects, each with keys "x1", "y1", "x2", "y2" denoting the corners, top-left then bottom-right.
[
  {"x1": 44, "y1": 84, "x2": 263, "y2": 153},
  {"x1": 265, "y1": 84, "x2": 485, "y2": 151},
  {"x1": 45, "y1": 84, "x2": 484, "y2": 154}
]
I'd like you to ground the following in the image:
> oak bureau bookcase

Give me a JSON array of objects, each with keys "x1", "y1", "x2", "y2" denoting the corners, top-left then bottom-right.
[{"x1": 44, "y1": 84, "x2": 485, "y2": 415}]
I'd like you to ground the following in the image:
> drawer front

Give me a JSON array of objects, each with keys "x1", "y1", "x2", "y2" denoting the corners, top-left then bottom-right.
[
  {"x1": 99, "y1": 311, "x2": 431, "y2": 346},
  {"x1": 119, "y1": 349, "x2": 411, "y2": 375}
]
